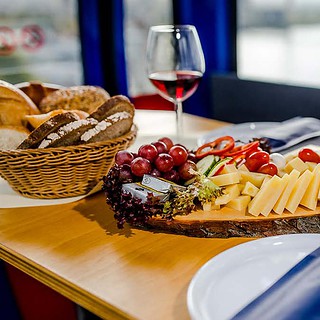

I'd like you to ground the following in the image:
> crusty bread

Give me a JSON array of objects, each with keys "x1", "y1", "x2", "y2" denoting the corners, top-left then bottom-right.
[
  {"x1": 39, "y1": 85, "x2": 110, "y2": 114},
  {"x1": 0, "y1": 125, "x2": 30, "y2": 150},
  {"x1": 89, "y1": 95, "x2": 135, "y2": 121},
  {"x1": 18, "y1": 112, "x2": 80, "y2": 149},
  {"x1": 0, "y1": 80, "x2": 40, "y2": 127},
  {"x1": 38, "y1": 118, "x2": 98, "y2": 148},
  {"x1": 81, "y1": 111, "x2": 133, "y2": 144},
  {"x1": 25, "y1": 109, "x2": 89, "y2": 129},
  {"x1": 15, "y1": 81, "x2": 62, "y2": 107}
]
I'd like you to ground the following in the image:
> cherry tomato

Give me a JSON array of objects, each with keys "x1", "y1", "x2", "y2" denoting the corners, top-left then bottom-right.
[
  {"x1": 298, "y1": 148, "x2": 320, "y2": 163},
  {"x1": 245, "y1": 151, "x2": 270, "y2": 172},
  {"x1": 257, "y1": 163, "x2": 278, "y2": 176}
]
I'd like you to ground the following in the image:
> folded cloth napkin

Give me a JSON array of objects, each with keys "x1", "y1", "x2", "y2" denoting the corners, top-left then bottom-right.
[
  {"x1": 230, "y1": 246, "x2": 320, "y2": 320},
  {"x1": 258, "y1": 117, "x2": 320, "y2": 152}
]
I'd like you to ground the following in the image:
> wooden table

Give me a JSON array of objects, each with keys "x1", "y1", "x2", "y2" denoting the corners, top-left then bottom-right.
[{"x1": 0, "y1": 110, "x2": 254, "y2": 320}]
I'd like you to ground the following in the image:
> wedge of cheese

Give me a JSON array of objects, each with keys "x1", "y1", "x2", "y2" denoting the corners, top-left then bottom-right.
[
  {"x1": 241, "y1": 181, "x2": 259, "y2": 197},
  {"x1": 285, "y1": 169, "x2": 313, "y2": 213},
  {"x1": 226, "y1": 195, "x2": 251, "y2": 212},
  {"x1": 248, "y1": 175, "x2": 284, "y2": 217},
  {"x1": 215, "y1": 184, "x2": 240, "y2": 205},
  {"x1": 300, "y1": 163, "x2": 320, "y2": 210},
  {"x1": 273, "y1": 171, "x2": 299, "y2": 215},
  {"x1": 284, "y1": 157, "x2": 308, "y2": 174}
]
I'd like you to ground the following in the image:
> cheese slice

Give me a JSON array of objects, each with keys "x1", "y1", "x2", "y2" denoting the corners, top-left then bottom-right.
[
  {"x1": 273, "y1": 172, "x2": 298, "y2": 215},
  {"x1": 285, "y1": 169, "x2": 313, "y2": 213},
  {"x1": 300, "y1": 163, "x2": 320, "y2": 210},
  {"x1": 260, "y1": 175, "x2": 288, "y2": 216},
  {"x1": 248, "y1": 175, "x2": 283, "y2": 217},
  {"x1": 240, "y1": 171, "x2": 267, "y2": 188},
  {"x1": 209, "y1": 172, "x2": 240, "y2": 187}
]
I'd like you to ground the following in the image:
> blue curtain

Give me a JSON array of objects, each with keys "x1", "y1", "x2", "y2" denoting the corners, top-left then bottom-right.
[
  {"x1": 78, "y1": 0, "x2": 128, "y2": 96},
  {"x1": 173, "y1": 0, "x2": 236, "y2": 118}
]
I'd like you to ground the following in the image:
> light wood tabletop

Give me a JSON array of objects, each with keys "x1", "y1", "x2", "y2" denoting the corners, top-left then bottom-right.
[{"x1": 0, "y1": 110, "x2": 254, "y2": 320}]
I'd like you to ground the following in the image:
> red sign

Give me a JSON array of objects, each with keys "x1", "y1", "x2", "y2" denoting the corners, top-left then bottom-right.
[
  {"x1": 0, "y1": 24, "x2": 45, "y2": 55},
  {"x1": 0, "y1": 26, "x2": 16, "y2": 56},
  {"x1": 21, "y1": 25, "x2": 45, "y2": 52}
]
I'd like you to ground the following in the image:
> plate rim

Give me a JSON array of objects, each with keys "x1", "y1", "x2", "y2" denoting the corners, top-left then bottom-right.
[{"x1": 187, "y1": 233, "x2": 320, "y2": 320}]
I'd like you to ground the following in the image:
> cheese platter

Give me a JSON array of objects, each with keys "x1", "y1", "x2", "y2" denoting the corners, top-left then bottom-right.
[{"x1": 103, "y1": 134, "x2": 320, "y2": 238}]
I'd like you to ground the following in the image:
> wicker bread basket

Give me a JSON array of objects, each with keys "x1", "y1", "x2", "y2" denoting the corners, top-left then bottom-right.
[{"x1": 0, "y1": 125, "x2": 137, "y2": 199}]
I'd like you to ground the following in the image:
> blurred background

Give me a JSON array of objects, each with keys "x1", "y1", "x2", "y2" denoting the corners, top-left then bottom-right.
[{"x1": 2, "y1": 0, "x2": 320, "y2": 92}]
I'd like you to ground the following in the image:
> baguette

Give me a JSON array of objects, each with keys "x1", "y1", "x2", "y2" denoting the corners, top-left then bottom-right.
[
  {"x1": 39, "y1": 85, "x2": 110, "y2": 114},
  {"x1": 18, "y1": 112, "x2": 80, "y2": 149}
]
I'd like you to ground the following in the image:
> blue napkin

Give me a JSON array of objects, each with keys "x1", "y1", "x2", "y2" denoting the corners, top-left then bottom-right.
[
  {"x1": 258, "y1": 117, "x2": 320, "y2": 152},
  {"x1": 230, "y1": 246, "x2": 320, "y2": 320}
]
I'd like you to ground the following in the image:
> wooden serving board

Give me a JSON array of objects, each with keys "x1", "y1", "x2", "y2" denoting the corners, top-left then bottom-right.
[{"x1": 141, "y1": 205, "x2": 320, "y2": 238}]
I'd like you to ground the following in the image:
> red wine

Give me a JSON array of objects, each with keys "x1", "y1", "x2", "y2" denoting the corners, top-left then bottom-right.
[{"x1": 149, "y1": 70, "x2": 202, "y2": 102}]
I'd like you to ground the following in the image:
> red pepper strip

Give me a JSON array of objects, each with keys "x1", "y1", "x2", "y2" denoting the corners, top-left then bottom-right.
[
  {"x1": 223, "y1": 141, "x2": 260, "y2": 158},
  {"x1": 195, "y1": 136, "x2": 235, "y2": 159}
]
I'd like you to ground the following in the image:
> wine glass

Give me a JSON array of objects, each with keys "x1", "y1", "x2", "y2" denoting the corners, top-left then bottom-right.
[{"x1": 146, "y1": 25, "x2": 205, "y2": 140}]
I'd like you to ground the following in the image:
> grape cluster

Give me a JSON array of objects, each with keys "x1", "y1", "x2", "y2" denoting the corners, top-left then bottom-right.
[{"x1": 114, "y1": 137, "x2": 197, "y2": 184}]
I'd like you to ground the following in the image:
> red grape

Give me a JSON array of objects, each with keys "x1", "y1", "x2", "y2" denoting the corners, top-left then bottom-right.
[
  {"x1": 138, "y1": 144, "x2": 158, "y2": 162},
  {"x1": 150, "y1": 168, "x2": 162, "y2": 177},
  {"x1": 115, "y1": 150, "x2": 134, "y2": 165},
  {"x1": 154, "y1": 153, "x2": 174, "y2": 172},
  {"x1": 130, "y1": 157, "x2": 152, "y2": 177},
  {"x1": 118, "y1": 164, "x2": 133, "y2": 182},
  {"x1": 151, "y1": 141, "x2": 168, "y2": 154},
  {"x1": 162, "y1": 169, "x2": 180, "y2": 183},
  {"x1": 178, "y1": 160, "x2": 197, "y2": 180},
  {"x1": 187, "y1": 152, "x2": 197, "y2": 163},
  {"x1": 158, "y1": 137, "x2": 174, "y2": 150},
  {"x1": 169, "y1": 145, "x2": 188, "y2": 166}
]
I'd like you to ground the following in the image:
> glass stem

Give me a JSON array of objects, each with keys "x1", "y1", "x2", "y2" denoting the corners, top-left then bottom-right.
[{"x1": 175, "y1": 101, "x2": 183, "y2": 141}]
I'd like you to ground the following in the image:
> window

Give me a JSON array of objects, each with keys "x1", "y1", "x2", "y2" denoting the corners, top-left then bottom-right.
[
  {"x1": 123, "y1": 0, "x2": 173, "y2": 97},
  {"x1": 0, "y1": 0, "x2": 82, "y2": 86},
  {"x1": 237, "y1": 0, "x2": 320, "y2": 89}
]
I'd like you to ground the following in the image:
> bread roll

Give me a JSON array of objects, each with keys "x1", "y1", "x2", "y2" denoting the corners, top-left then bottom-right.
[
  {"x1": 0, "y1": 80, "x2": 40, "y2": 127},
  {"x1": 0, "y1": 126, "x2": 30, "y2": 150},
  {"x1": 39, "y1": 85, "x2": 110, "y2": 114},
  {"x1": 15, "y1": 81, "x2": 62, "y2": 106}
]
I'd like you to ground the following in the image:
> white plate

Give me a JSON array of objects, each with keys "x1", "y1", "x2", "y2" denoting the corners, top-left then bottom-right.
[
  {"x1": 187, "y1": 234, "x2": 320, "y2": 320},
  {"x1": 197, "y1": 122, "x2": 279, "y2": 146}
]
